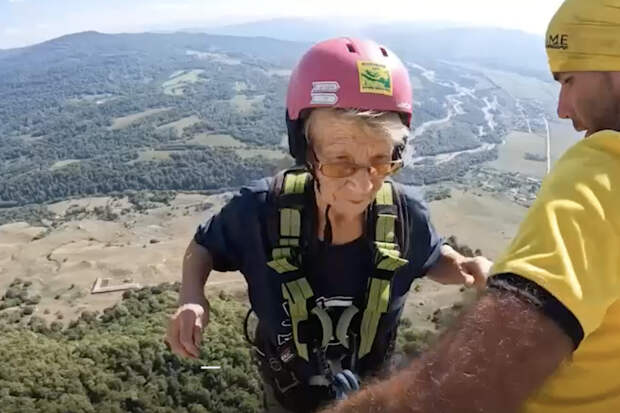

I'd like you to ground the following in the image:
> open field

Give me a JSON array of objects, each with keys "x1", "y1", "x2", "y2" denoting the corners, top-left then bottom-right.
[
  {"x1": 185, "y1": 50, "x2": 242, "y2": 65},
  {"x1": 162, "y1": 69, "x2": 206, "y2": 96},
  {"x1": 235, "y1": 148, "x2": 287, "y2": 159},
  {"x1": 187, "y1": 133, "x2": 246, "y2": 147},
  {"x1": 50, "y1": 159, "x2": 81, "y2": 171},
  {"x1": 489, "y1": 131, "x2": 548, "y2": 177},
  {"x1": 136, "y1": 149, "x2": 172, "y2": 162},
  {"x1": 230, "y1": 94, "x2": 265, "y2": 114},
  {"x1": 266, "y1": 68, "x2": 292, "y2": 77},
  {"x1": 0, "y1": 193, "x2": 231, "y2": 324},
  {"x1": 428, "y1": 189, "x2": 527, "y2": 260},
  {"x1": 109, "y1": 108, "x2": 171, "y2": 130},
  {"x1": 0, "y1": 188, "x2": 494, "y2": 331},
  {"x1": 488, "y1": 122, "x2": 583, "y2": 178},
  {"x1": 156, "y1": 115, "x2": 201, "y2": 136}
]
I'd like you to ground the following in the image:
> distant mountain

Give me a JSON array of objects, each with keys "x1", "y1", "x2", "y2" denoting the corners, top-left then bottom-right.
[
  {"x1": 369, "y1": 26, "x2": 548, "y2": 78},
  {"x1": 198, "y1": 18, "x2": 548, "y2": 77},
  {"x1": 199, "y1": 18, "x2": 474, "y2": 43},
  {"x1": 0, "y1": 48, "x2": 21, "y2": 60},
  {"x1": 0, "y1": 31, "x2": 308, "y2": 73},
  {"x1": 3, "y1": 21, "x2": 548, "y2": 78},
  {"x1": 201, "y1": 17, "x2": 372, "y2": 43}
]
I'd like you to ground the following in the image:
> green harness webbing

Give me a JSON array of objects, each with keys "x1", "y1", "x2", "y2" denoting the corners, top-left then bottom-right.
[
  {"x1": 267, "y1": 169, "x2": 408, "y2": 362},
  {"x1": 358, "y1": 184, "x2": 409, "y2": 357}
]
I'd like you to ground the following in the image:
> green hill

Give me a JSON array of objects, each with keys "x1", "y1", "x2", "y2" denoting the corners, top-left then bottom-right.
[{"x1": 0, "y1": 281, "x2": 263, "y2": 413}]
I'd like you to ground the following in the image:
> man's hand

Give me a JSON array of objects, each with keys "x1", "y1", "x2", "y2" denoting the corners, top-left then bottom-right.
[
  {"x1": 165, "y1": 298, "x2": 210, "y2": 359},
  {"x1": 427, "y1": 244, "x2": 492, "y2": 290},
  {"x1": 319, "y1": 288, "x2": 575, "y2": 413}
]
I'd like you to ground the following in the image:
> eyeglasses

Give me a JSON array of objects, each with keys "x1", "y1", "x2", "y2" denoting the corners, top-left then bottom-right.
[
  {"x1": 316, "y1": 159, "x2": 403, "y2": 178},
  {"x1": 311, "y1": 148, "x2": 403, "y2": 178}
]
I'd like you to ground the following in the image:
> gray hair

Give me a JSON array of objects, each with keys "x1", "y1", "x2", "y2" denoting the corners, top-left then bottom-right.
[{"x1": 303, "y1": 108, "x2": 409, "y2": 147}]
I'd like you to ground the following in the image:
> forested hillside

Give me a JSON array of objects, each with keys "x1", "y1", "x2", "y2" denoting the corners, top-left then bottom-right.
[{"x1": 0, "y1": 32, "x2": 301, "y2": 206}]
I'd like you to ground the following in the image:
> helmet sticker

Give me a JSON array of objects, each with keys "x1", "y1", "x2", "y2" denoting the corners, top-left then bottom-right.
[
  {"x1": 357, "y1": 61, "x2": 393, "y2": 96},
  {"x1": 310, "y1": 93, "x2": 338, "y2": 105},
  {"x1": 312, "y1": 81, "x2": 340, "y2": 93},
  {"x1": 310, "y1": 81, "x2": 340, "y2": 105}
]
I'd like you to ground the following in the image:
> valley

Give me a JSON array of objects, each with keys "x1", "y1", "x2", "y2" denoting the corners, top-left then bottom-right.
[{"x1": 0, "y1": 25, "x2": 584, "y2": 413}]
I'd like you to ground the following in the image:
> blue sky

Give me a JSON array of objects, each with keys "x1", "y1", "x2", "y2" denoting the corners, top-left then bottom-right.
[{"x1": 1, "y1": 0, "x2": 564, "y2": 49}]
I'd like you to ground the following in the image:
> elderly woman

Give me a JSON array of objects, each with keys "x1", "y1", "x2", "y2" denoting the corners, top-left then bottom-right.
[{"x1": 166, "y1": 38, "x2": 491, "y2": 413}]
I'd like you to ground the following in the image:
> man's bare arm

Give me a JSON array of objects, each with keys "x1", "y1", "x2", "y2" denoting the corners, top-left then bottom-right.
[{"x1": 322, "y1": 288, "x2": 575, "y2": 413}]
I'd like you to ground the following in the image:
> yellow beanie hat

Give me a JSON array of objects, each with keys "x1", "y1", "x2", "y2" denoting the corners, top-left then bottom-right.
[{"x1": 547, "y1": 0, "x2": 620, "y2": 72}]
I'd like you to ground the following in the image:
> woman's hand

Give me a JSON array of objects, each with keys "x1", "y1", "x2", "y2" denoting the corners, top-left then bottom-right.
[
  {"x1": 459, "y1": 255, "x2": 493, "y2": 290},
  {"x1": 427, "y1": 244, "x2": 492, "y2": 291},
  {"x1": 165, "y1": 297, "x2": 210, "y2": 359}
]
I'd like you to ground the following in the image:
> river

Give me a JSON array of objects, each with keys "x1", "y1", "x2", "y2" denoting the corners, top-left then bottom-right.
[{"x1": 406, "y1": 62, "x2": 504, "y2": 166}]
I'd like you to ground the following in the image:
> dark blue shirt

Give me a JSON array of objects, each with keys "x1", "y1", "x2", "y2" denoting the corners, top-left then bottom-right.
[{"x1": 194, "y1": 176, "x2": 442, "y2": 379}]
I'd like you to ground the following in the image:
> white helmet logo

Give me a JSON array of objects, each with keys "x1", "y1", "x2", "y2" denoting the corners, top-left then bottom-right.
[
  {"x1": 312, "y1": 81, "x2": 340, "y2": 93},
  {"x1": 310, "y1": 81, "x2": 340, "y2": 105},
  {"x1": 311, "y1": 93, "x2": 339, "y2": 105}
]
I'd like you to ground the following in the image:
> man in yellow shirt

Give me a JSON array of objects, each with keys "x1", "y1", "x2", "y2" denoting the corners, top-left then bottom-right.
[{"x1": 322, "y1": 0, "x2": 620, "y2": 411}]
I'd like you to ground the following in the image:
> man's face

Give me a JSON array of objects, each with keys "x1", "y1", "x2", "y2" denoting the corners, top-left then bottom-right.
[
  {"x1": 309, "y1": 110, "x2": 394, "y2": 218},
  {"x1": 555, "y1": 71, "x2": 620, "y2": 137}
]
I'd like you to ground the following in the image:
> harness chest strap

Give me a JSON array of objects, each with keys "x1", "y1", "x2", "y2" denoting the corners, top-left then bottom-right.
[
  {"x1": 267, "y1": 170, "x2": 312, "y2": 360},
  {"x1": 359, "y1": 182, "x2": 408, "y2": 358},
  {"x1": 266, "y1": 170, "x2": 409, "y2": 362}
]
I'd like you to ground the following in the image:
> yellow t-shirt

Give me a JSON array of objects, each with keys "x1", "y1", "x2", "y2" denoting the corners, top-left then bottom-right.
[{"x1": 491, "y1": 130, "x2": 620, "y2": 413}]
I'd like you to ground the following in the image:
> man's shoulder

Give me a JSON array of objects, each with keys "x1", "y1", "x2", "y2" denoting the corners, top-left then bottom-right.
[
  {"x1": 555, "y1": 130, "x2": 620, "y2": 175},
  {"x1": 539, "y1": 131, "x2": 620, "y2": 208}
]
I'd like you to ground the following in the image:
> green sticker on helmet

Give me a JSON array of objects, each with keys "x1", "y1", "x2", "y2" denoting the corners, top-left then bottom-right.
[{"x1": 358, "y1": 61, "x2": 393, "y2": 96}]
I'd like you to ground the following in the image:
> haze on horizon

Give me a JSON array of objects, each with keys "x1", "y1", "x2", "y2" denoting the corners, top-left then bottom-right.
[{"x1": 1, "y1": 0, "x2": 563, "y2": 49}]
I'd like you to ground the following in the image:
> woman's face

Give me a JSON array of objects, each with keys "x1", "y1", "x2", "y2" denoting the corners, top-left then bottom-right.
[{"x1": 309, "y1": 110, "x2": 395, "y2": 218}]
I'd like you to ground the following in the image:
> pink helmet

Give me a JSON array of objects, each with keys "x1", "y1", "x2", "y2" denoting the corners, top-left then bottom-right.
[{"x1": 286, "y1": 37, "x2": 413, "y2": 164}]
